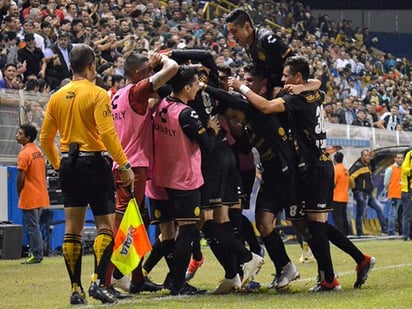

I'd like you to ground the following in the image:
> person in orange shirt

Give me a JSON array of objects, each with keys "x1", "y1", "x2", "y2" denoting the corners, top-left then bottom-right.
[
  {"x1": 16, "y1": 124, "x2": 50, "y2": 264},
  {"x1": 332, "y1": 152, "x2": 350, "y2": 235},
  {"x1": 384, "y1": 153, "x2": 403, "y2": 236}
]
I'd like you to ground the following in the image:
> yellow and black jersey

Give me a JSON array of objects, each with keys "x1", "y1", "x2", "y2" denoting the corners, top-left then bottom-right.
[
  {"x1": 282, "y1": 89, "x2": 329, "y2": 166},
  {"x1": 246, "y1": 28, "x2": 294, "y2": 87}
]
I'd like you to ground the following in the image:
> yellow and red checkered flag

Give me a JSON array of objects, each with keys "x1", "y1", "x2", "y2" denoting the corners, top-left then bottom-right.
[{"x1": 111, "y1": 192, "x2": 152, "y2": 275}]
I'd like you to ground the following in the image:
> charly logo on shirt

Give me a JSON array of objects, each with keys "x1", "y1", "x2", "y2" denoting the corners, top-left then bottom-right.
[
  {"x1": 66, "y1": 91, "x2": 75, "y2": 99},
  {"x1": 103, "y1": 104, "x2": 112, "y2": 118}
]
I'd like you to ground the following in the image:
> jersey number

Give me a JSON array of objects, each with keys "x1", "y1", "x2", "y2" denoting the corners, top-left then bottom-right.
[{"x1": 315, "y1": 105, "x2": 327, "y2": 148}]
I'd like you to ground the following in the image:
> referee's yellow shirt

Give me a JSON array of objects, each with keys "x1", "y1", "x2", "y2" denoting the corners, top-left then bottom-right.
[{"x1": 40, "y1": 79, "x2": 128, "y2": 170}]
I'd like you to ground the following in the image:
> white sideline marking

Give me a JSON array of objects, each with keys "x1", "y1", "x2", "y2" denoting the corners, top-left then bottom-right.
[
  {"x1": 298, "y1": 262, "x2": 412, "y2": 283},
  {"x1": 85, "y1": 263, "x2": 412, "y2": 307}
]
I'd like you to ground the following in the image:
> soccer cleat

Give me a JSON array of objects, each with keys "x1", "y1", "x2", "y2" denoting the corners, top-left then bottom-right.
[
  {"x1": 299, "y1": 242, "x2": 315, "y2": 264},
  {"x1": 241, "y1": 252, "x2": 264, "y2": 286},
  {"x1": 354, "y1": 255, "x2": 376, "y2": 288},
  {"x1": 276, "y1": 262, "x2": 300, "y2": 289},
  {"x1": 243, "y1": 280, "x2": 261, "y2": 292},
  {"x1": 108, "y1": 285, "x2": 132, "y2": 299},
  {"x1": 268, "y1": 274, "x2": 281, "y2": 289},
  {"x1": 21, "y1": 255, "x2": 42, "y2": 264},
  {"x1": 212, "y1": 274, "x2": 241, "y2": 294},
  {"x1": 129, "y1": 277, "x2": 164, "y2": 293},
  {"x1": 163, "y1": 272, "x2": 173, "y2": 291},
  {"x1": 185, "y1": 256, "x2": 205, "y2": 281},
  {"x1": 88, "y1": 282, "x2": 118, "y2": 304},
  {"x1": 70, "y1": 291, "x2": 87, "y2": 305},
  {"x1": 310, "y1": 276, "x2": 341, "y2": 292},
  {"x1": 111, "y1": 275, "x2": 131, "y2": 292},
  {"x1": 170, "y1": 282, "x2": 207, "y2": 296}
]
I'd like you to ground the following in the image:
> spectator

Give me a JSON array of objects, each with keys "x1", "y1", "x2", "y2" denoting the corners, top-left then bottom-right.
[
  {"x1": 384, "y1": 153, "x2": 404, "y2": 236},
  {"x1": 332, "y1": 151, "x2": 350, "y2": 235},
  {"x1": 22, "y1": 0, "x2": 42, "y2": 20},
  {"x1": 43, "y1": 31, "x2": 73, "y2": 91},
  {"x1": 349, "y1": 149, "x2": 387, "y2": 236},
  {"x1": 17, "y1": 33, "x2": 46, "y2": 82},
  {"x1": 352, "y1": 109, "x2": 371, "y2": 127},
  {"x1": 41, "y1": 0, "x2": 65, "y2": 22},
  {"x1": 338, "y1": 97, "x2": 356, "y2": 124},
  {"x1": 0, "y1": 63, "x2": 19, "y2": 89},
  {"x1": 382, "y1": 105, "x2": 401, "y2": 131},
  {"x1": 16, "y1": 123, "x2": 49, "y2": 264}
]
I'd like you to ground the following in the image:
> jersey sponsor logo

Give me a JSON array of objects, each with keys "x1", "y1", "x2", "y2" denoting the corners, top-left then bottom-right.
[
  {"x1": 304, "y1": 91, "x2": 322, "y2": 104},
  {"x1": 317, "y1": 203, "x2": 327, "y2": 209},
  {"x1": 66, "y1": 91, "x2": 75, "y2": 99},
  {"x1": 154, "y1": 122, "x2": 176, "y2": 137},
  {"x1": 190, "y1": 110, "x2": 199, "y2": 119},
  {"x1": 32, "y1": 151, "x2": 44, "y2": 160},
  {"x1": 267, "y1": 35, "x2": 277, "y2": 44},
  {"x1": 103, "y1": 104, "x2": 112, "y2": 118},
  {"x1": 112, "y1": 110, "x2": 126, "y2": 121}
]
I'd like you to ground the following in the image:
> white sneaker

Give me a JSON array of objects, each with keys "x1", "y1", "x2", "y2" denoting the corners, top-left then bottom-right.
[
  {"x1": 241, "y1": 253, "x2": 264, "y2": 286},
  {"x1": 212, "y1": 274, "x2": 241, "y2": 294},
  {"x1": 299, "y1": 242, "x2": 315, "y2": 264},
  {"x1": 111, "y1": 275, "x2": 131, "y2": 292},
  {"x1": 276, "y1": 262, "x2": 300, "y2": 289}
]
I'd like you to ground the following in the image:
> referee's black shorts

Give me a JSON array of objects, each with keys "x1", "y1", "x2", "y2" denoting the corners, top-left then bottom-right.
[{"x1": 59, "y1": 156, "x2": 116, "y2": 216}]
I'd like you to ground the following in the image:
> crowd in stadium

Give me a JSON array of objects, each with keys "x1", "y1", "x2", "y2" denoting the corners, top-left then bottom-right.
[{"x1": 0, "y1": 0, "x2": 411, "y2": 130}]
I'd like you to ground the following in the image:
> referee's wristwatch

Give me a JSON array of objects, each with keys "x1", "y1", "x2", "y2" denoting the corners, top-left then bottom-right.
[{"x1": 119, "y1": 162, "x2": 131, "y2": 171}]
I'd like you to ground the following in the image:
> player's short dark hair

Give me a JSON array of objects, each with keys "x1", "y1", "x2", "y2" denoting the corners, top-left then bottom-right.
[
  {"x1": 334, "y1": 151, "x2": 344, "y2": 163},
  {"x1": 69, "y1": 44, "x2": 95, "y2": 73},
  {"x1": 169, "y1": 66, "x2": 197, "y2": 93},
  {"x1": 123, "y1": 52, "x2": 149, "y2": 78},
  {"x1": 20, "y1": 124, "x2": 38, "y2": 142},
  {"x1": 225, "y1": 9, "x2": 253, "y2": 27},
  {"x1": 284, "y1": 56, "x2": 310, "y2": 82}
]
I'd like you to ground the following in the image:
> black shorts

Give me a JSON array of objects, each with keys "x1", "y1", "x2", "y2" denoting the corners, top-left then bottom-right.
[
  {"x1": 166, "y1": 188, "x2": 201, "y2": 222},
  {"x1": 299, "y1": 162, "x2": 334, "y2": 213},
  {"x1": 148, "y1": 198, "x2": 175, "y2": 225},
  {"x1": 59, "y1": 156, "x2": 115, "y2": 216},
  {"x1": 240, "y1": 168, "x2": 256, "y2": 210},
  {"x1": 255, "y1": 173, "x2": 299, "y2": 217},
  {"x1": 201, "y1": 143, "x2": 242, "y2": 208}
]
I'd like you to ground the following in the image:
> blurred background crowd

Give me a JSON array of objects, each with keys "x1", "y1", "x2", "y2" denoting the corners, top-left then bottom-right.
[{"x1": 0, "y1": 0, "x2": 411, "y2": 131}]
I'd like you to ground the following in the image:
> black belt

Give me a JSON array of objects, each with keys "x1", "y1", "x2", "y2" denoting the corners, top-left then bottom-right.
[{"x1": 61, "y1": 151, "x2": 110, "y2": 158}]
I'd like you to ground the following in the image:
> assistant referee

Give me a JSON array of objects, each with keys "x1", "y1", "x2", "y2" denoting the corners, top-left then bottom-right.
[{"x1": 40, "y1": 44, "x2": 134, "y2": 305}]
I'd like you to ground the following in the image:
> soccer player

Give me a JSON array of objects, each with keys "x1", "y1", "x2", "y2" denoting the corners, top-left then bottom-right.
[
  {"x1": 40, "y1": 45, "x2": 134, "y2": 304},
  {"x1": 229, "y1": 56, "x2": 375, "y2": 291},
  {"x1": 225, "y1": 8, "x2": 320, "y2": 93},
  {"x1": 109, "y1": 51, "x2": 178, "y2": 294},
  {"x1": 152, "y1": 66, "x2": 218, "y2": 295},
  {"x1": 168, "y1": 50, "x2": 263, "y2": 293},
  {"x1": 202, "y1": 65, "x2": 301, "y2": 290}
]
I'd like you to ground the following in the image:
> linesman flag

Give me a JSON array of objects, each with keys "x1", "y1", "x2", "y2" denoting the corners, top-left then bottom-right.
[{"x1": 111, "y1": 191, "x2": 152, "y2": 275}]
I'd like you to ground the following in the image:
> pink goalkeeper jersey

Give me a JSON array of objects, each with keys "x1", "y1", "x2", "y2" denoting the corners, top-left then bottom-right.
[
  {"x1": 112, "y1": 81, "x2": 153, "y2": 169},
  {"x1": 153, "y1": 97, "x2": 203, "y2": 190}
]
